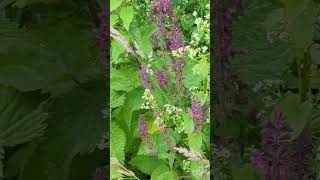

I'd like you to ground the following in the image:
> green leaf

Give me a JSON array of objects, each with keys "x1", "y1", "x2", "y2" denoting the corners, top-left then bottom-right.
[
  {"x1": 110, "y1": 124, "x2": 126, "y2": 164},
  {"x1": 190, "y1": 160, "x2": 209, "y2": 179},
  {"x1": 232, "y1": 2, "x2": 293, "y2": 84},
  {"x1": 20, "y1": 81, "x2": 107, "y2": 180},
  {"x1": 0, "y1": 17, "x2": 100, "y2": 96},
  {"x1": 130, "y1": 155, "x2": 166, "y2": 175},
  {"x1": 111, "y1": 40, "x2": 126, "y2": 64},
  {"x1": 284, "y1": 0, "x2": 316, "y2": 48},
  {"x1": 196, "y1": 91, "x2": 208, "y2": 105},
  {"x1": 111, "y1": 67, "x2": 142, "y2": 92},
  {"x1": 183, "y1": 112, "x2": 194, "y2": 134},
  {"x1": 0, "y1": 86, "x2": 48, "y2": 147},
  {"x1": 188, "y1": 131, "x2": 202, "y2": 153},
  {"x1": 110, "y1": 0, "x2": 124, "y2": 12},
  {"x1": 192, "y1": 60, "x2": 209, "y2": 81},
  {"x1": 110, "y1": 90, "x2": 126, "y2": 108},
  {"x1": 117, "y1": 88, "x2": 143, "y2": 133},
  {"x1": 278, "y1": 92, "x2": 312, "y2": 139},
  {"x1": 137, "y1": 142, "x2": 151, "y2": 155},
  {"x1": 119, "y1": 6, "x2": 134, "y2": 31},
  {"x1": 150, "y1": 166, "x2": 178, "y2": 180},
  {"x1": 110, "y1": 14, "x2": 118, "y2": 27}
]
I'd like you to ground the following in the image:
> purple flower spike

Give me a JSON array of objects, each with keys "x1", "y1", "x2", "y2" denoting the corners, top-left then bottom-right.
[
  {"x1": 188, "y1": 97, "x2": 207, "y2": 130},
  {"x1": 139, "y1": 64, "x2": 153, "y2": 90},
  {"x1": 138, "y1": 115, "x2": 154, "y2": 150},
  {"x1": 155, "y1": 69, "x2": 169, "y2": 88},
  {"x1": 250, "y1": 108, "x2": 293, "y2": 180}
]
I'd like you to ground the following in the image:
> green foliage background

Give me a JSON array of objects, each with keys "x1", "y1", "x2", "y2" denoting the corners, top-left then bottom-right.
[{"x1": 0, "y1": 0, "x2": 107, "y2": 179}]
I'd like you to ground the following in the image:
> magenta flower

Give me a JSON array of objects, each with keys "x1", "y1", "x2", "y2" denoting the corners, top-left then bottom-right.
[
  {"x1": 138, "y1": 115, "x2": 154, "y2": 150},
  {"x1": 251, "y1": 108, "x2": 313, "y2": 180},
  {"x1": 188, "y1": 97, "x2": 207, "y2": 130},
  {"x1": 139, "y1": 64, "x2": 153, "y2": 90},
  {"x1": 155, "y1": 69, "x2": 169, "y2": 88}
]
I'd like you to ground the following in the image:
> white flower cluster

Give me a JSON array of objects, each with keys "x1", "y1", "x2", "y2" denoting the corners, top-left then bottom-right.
[
  {"x1": 173, "y1": 10, "x2": 210, "y2": 62},
  {"x1": 164, "y1": 104, "x2": 184, "y2": 132},
  {"x1": 141, "y1": 89, "x2": 157, "y2": 110},
  {"x1": 182, "y1": 160, "x2": 191, "y2": 173}
]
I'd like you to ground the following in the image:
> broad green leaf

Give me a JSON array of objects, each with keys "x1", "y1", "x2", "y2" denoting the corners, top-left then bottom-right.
[
  {"x1": 0, "y1": 86, "x2": 48, "y2": 147},
  {"x1": 117, "y1": 88, "x2": 143, "y2": 133},
  {"x1": 284, "y1": 0, "x2": 316, "y2": 48},
  {"x1": 130, "y1": 155, "x2": 166, "y2": 175},
  {"x1": 20, "y1": 82, "x2": 107, "y2": 180},
  {"x1": 278, "y1": 92, "x2": 312, "y2": 138},
  {"x1": 110, "y1": 124, "x2": 126, "y2": 164},
  {"x1": 110, "y1": 0, "x2": 124, "y2": 12},
  {"x1": 110, "y1": 90, "x2": 125, "y2": 108},
  {"x1": 183, "y1": 112, "x2": 194, "y2": 134},
  {"x1": 192, "y1": 60, "x2": 209, "y2": 81},
  {"x1": 0, "y1": 17, "x2": 100, "y2": 96},
  {"x1": 119, "y1": 6, "x2": 134, "y2": 31},
  {"x1": 111, "y1": 67, "x2": 142, "y2": 92},
  {"x1": 150, "y1": 165, "x2": 178, "y2": 180},
  {"x1": 232, "y1": 1, "x2": 292, "y2": 84},
  {"x1": 111, "y1": 40, "x2": 126, "y2": 64},
  {"x1": 188, "y1": 131, "x2": 202, "y2": 153}
]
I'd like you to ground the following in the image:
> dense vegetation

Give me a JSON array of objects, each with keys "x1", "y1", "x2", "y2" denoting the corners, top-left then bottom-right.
[
  {"x1": 214, "y1": 0, "x2": 320, "y2": 179},
  {"x1": 110, "y1": 0, "x2": 210, "y2": 179},
  {"x1": 0, "y1": 0, "x2": 107, "y2": 179}
]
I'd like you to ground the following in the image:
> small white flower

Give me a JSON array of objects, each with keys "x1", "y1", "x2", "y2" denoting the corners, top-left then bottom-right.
[
  {"x1": 192, "y1": 11, "x2": 197, "y2": 17},
  {"x1": 202, "y1": 46, "x2": 208, "y2": 52}
]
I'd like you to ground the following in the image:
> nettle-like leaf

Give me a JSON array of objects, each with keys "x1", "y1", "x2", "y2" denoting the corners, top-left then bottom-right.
[
  {"x1": 110, "y1": 90, "x2": 126, "y2": 108},
  {"x1": 111, "y1": 67, "x2": 142, "y2": 92},
  {"x1": 231, "y1": 1, "x2": 293, "y2": 84},
  {"x1": 0, "y1": 17, "x2": 101, "y2": 96},
  {"x1": 0, "y1": 86, "x2": 48, "y2": 147},
  {"x1": 20, "y1": 80, "x2": 107, "y2": 180},
  {"x1": 0, "y1": 86, "x2": 48, "y2": 180},
  {"x1": 110, "y1": 123, "x2": 126, "y2": 164},
  {"x1": 119, "y1": 6, "x2": 134, "y2": 31},
  {"x1": 116, "y1": 87, "x2": 143, "y2": 133}
]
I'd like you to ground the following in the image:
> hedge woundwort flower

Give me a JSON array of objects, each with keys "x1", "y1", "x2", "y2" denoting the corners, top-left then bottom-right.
[
  {"x1": 155, "y1": 69, "x2": 169, "y2": 88},
  {"x1": 140, "y1": 64, "x2": 153, "y2": 90},
  {"x1": 189, "y1": 97, "x2": 207, "y2": 130}
]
